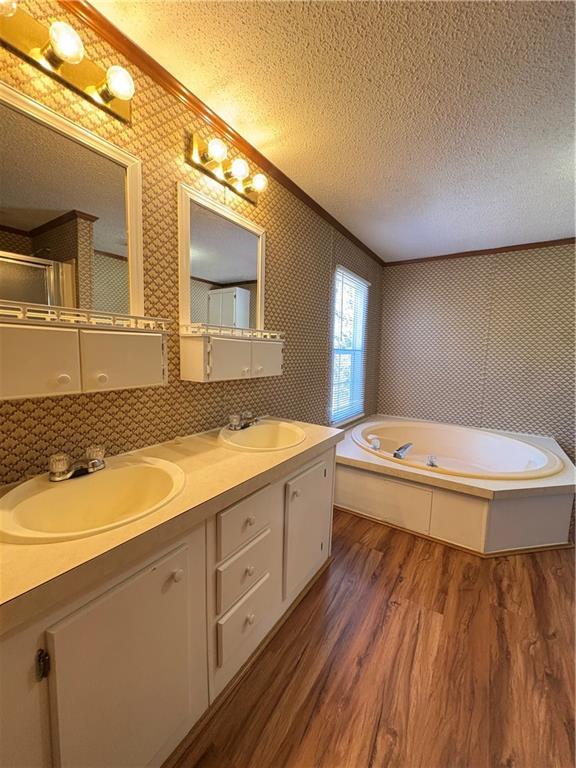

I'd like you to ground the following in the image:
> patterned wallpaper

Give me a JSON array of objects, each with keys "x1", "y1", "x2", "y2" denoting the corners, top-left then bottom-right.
[
  {"x1": 0, "y1": 0, "x2": 382, "y2": 485},
  {"x1": 378, "y1": 244, "x2": 575, "y2": 460},
  {"x1": 93, "y1": 252, "x2": 129, "y2": 314},
  {"x1": 0, "y1": 229, "x2": 32, "y2": 255}
]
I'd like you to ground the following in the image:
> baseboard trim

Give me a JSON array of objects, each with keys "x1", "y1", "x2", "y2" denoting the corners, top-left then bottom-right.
[
  {"x1": 334, "y1": 506, "x2": 574, "y2": 558},
  {"x1": 162, "y1": 557, "x2": 332, "y2": 768}
]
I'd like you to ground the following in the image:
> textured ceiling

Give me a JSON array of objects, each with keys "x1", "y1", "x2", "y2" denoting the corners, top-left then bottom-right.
[
  {"x1": 91, "y1": 1, "x2": 574, "y2": 261},
  {"x1": 0, "y1": 103, "x2": 127, "y2": 255}
]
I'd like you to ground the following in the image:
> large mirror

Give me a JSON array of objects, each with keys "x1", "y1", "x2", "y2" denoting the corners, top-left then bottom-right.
[
  {"x1": 178, "y1": 185, "x2": 265, "y2": 330},
  {"x1": 0, "y1": 85, "x2": 143, "y2": 316}
]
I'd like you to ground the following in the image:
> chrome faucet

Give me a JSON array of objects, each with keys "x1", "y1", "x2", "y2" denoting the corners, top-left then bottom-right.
[
  {"x1": 227, "y1": 411, "x2": 259, "y2": 431},
  {"x1": 393, "y1": 442, "x2": 413, "y2": 459},
  {"x1": 48, "y1": 446, "x2": 106, "y2": 482}
]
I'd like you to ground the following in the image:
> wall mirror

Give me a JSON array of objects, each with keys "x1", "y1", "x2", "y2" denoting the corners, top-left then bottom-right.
[
  {"x1": 0, "y1": 83, "x2": 144, "y2": 316},
  {"x1": 178, "y1": 185, "x2": 265, "y2": 330}
]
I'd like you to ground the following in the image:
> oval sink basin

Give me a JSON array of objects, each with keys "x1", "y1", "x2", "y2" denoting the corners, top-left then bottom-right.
[
  {"x1": 0, "y1": 455, "x2": 185, "y2": 544},
  {"x1": 219, "y1": 420, "x2": 306, "y2": 452}
]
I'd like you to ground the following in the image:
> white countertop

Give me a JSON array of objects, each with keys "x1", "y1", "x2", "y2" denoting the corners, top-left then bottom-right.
[
  {"x1": 337, "y1": 416, "x2": 575, "y2": 499},
  {"x1": 0, "y1": 420, "x2": 343, "y2": 609}
]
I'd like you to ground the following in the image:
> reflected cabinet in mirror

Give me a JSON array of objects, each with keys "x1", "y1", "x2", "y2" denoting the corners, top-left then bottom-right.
[
  {"x1": 0, "y1": 84, "x2": 143, "y2": 316},
  {"x1": 178, "y1": 185, "x2": 264, "y2": 330}
]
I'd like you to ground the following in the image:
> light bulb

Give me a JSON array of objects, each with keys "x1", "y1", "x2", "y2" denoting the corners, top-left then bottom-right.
[
  {"x1": 252, "y1": 173, "x2": 268, "y2": 192},
  {"x1": 230, "y1": 158, "x2": 249, "y2": 180},
  {"x1": 0, "y1": 0, "x2": 18, "y2": 17},
  {"x1": 106, "y1": 65, "x2": 135, "y2": 101},
  {"x1": 207, "y1": 138, "x2": 227, "y2": 163},
  {"x1": 48, "y1": 21, "x2": 84, "y2": 65}
]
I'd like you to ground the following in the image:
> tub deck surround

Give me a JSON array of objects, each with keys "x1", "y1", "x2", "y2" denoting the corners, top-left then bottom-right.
[
  {"x1": 336, "y1": 415, "x2": 575, "y2": 556},
  {"x1": 0, "y1": 419, "x2": 343, "y2": 611},
  {"x1": 337, "y1": 415, "x2": 575, "y2": 500}
]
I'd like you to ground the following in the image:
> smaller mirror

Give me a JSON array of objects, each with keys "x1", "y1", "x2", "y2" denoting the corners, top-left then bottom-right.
[{"x1": 179, "y1": 186, "x2": 265, "y2": 330}]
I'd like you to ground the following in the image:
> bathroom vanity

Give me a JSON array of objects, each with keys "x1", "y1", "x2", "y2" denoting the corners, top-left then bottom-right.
[{"x1": 0, "y1": 421, "x2": 342, "y2": 768}]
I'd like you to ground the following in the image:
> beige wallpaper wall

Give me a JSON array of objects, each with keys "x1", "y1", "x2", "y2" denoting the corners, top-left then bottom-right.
[
  {"x1": 378, "y1": 244, "x2": 575, "y2": 460},
  {"x1": 0, "y1": 0, "x2": 382, "y2": 485}
]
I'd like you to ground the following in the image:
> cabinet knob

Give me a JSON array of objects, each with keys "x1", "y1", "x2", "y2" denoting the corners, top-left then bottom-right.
[
  {"x1": 256, "y1": 366, "x2": 264, "y2": 373},
  {"x1": 246, "y1": 613, "x2": 256, "y2": 626},
  {"x1": 171, "y1": 569, "x2": 184, "y2": 583},
  {"x1": 245, "y1": 565, "x2": 255, "y2": 577},
  {"x1": 57, "y1": 373, "x2": 71, "y2": 385},
  {"x1": 242, "y1": 367, "x2": 249, "y2": 376},
  {"x1": 292, "y1": 489, "x2": 302, "y2": 499},
  {"x1": 97, "y1": 372, "x2": 109, "y2": 384},
  {"x1": 246, "y1": 515, "x2": 256, "y2": 527}
]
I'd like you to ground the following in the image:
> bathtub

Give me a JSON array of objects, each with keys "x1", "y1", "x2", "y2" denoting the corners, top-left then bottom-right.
[
  {"x1": 336, "y1": 416, "x2": 575, "y2": 556},
  {"x1": 352, "y1": 419, "x2": 564, "y2": 480}
]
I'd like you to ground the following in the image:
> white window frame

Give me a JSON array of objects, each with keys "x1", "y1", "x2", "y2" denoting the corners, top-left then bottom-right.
[{"x1": 329, "y1": 265, "x2": 371, "y2": 427}]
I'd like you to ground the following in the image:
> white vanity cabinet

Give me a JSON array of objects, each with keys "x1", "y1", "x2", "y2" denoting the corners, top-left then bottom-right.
[
  {"x1": 0, "y1": 444, "x2": 337, "y2": 768},
  {"x1": 0, "y1": 525, "x2": 208, "y2": 768},
  {"x1": 180, "y1": 335, "x2": 283, "y2": 382},
  {"x1": 0, "y1": 324, "x2": 166, "y2": 399}
]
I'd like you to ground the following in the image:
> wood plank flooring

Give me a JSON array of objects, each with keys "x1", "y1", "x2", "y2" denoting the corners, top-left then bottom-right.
[{"x1": 171, "y1": 510, "x2": 575, "y2": 768}]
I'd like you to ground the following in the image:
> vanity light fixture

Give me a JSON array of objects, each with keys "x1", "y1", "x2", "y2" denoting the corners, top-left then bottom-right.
[
  {"x1": 0, "y1": 0, "x2": 18, "y2": 18},
  {"x1": 185, "y1": 132, "x2": 268, "y2": 205},
  {"x1": 39, "y1": 21, "x2": 84, "y2": 70},
  {"x1": 0, "y1": 6, "x2": 134, "y2": 122}
]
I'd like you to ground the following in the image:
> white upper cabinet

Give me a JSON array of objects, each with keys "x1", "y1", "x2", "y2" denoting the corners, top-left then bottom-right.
[
  {"x1": 0, "y1": 324, "x2": 81, "y2": 399},
  {"x1": 79, "y1": 330, "x2": 165, "y2": 392},
  {"x1": 251, "y1": 339, "x2": 283, "y2": 378},
  {"x1": 208, "y1": 287, "x2": 250, "y2": 328}
]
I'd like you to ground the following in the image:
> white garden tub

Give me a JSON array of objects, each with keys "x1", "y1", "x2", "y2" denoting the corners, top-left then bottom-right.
[
  {"x1": 351, "y1": 419, "x2": 564, "y2": 480},
  {"x1": 336, "y1": 416, "x2": 574, "y2": 555}
]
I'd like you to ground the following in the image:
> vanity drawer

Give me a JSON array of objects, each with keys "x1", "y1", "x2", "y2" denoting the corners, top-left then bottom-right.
[
  {"x1": 217, "y1": 485, "x2": 272, "y2": 560},
  {"x1": 217, "y1": 573, "x2": 272, "y2": 667},
  {"x1": 216, "y1": 529, "x2": 272, "y2": 614}
]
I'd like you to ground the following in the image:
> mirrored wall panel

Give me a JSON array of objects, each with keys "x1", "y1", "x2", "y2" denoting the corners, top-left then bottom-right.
[
  {"x1": 189, "y1": 201, "x2": 261, "y2": 329},
  {"x1": 0, "y1": 102, "x2": 129, "y2": 314}
]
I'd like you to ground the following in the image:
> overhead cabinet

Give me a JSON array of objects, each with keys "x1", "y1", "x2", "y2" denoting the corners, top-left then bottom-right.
[
  {"x1": 0, "y1": 324, "x2": 166, "y2": 400},
  {"x1": 180, "y1": 335, "x2": 283, "y2": 382},
  {"x1": 207, "y1": 287, "x2": 250, "y2": 328}
]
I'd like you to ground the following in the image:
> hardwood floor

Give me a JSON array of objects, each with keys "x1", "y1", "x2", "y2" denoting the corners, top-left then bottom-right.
[{"x1": 172, "y1": 510, "x2": 575, "y2": 768}]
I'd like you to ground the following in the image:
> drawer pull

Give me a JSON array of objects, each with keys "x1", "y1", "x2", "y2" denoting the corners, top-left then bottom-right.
[
  {"x1": 246, "y1": 515, "x2": 256, "y2": 527},
  {"x1": 246, "y1": 613, "x2": 256, "y2": 626},
  {"x1": 245, "y1": 565, "x2": 255, "y2": 577},
  {"x1": 171, "y1": 569, "x2": 184, "y2": 583}
]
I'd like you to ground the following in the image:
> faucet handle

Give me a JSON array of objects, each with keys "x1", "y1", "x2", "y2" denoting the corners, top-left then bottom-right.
[
  {"x1": 86, "y1": 445, "x2": 105, "y2": 463},
  {"x1": 241, "y1": 410, "x2": 253, "y2": 421},
  {"x1": 228, "y1": 413, "x2": 241, "y2": 429},
  {"x1": 49, "y1": 453, "x2": 70, "y2": 474}
]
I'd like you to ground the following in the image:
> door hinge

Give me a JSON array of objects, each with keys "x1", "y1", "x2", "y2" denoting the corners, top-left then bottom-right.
[{"x1": 36, "y1": 648, "x2": 51, "y2": 680}]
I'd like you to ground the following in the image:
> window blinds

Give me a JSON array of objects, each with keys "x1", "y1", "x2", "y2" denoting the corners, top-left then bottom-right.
[{"x1": 329, "y1": 266, "x2": 369, "y2": 424}]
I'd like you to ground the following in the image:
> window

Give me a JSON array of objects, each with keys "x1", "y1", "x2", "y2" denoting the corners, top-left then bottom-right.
[{"x1": 329, "y1": 266, "x2": 370, "y2": 425}]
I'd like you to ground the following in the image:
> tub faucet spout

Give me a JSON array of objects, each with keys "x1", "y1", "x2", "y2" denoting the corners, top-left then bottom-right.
[{"x1": 393, "y1": 442, "x2": 413, "y2": 459}]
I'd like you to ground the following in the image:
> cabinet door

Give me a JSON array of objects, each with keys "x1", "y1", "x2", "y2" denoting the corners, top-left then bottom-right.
[
  {"x1": 79, "y1": 330, "x2": 164, "y2": 392},
  {"x1": 284, "y1": 460, "x2": 331, "y2": 600},
  {"x1": 46, "y1": 543, "x2": 207, "y2": 768},
  {"x1": 220, "y1": 290, "x2": 236, "y2": 327},
  {"x1": 208, "y1": 337, "x2": 251, "y2": 381},
  {"x1": 251, "y1": 340, "x2": 283, "y2": 378},
  {"x1": 0, "y1": 324, "x2": 81, "y2": 399},
  {"x1": 207, "y1": 291, "x2": 222, "y2": 325}
]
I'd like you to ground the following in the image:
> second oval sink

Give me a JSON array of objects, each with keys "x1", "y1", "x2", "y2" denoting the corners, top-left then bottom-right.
[
  {"x1": 219, "y1": 420, "x2": 306, "y2": 452},
  {"x1": 0, "y1": 455, "x2": 185, "y2": 544}
]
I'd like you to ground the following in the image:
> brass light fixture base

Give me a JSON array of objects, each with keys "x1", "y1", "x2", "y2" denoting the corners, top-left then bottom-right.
[
  {"x1": 0, "y1": 8, "x2": 131, "y2": 123},
  {"x1": 185, "y1": 133, "x2": 259, "y2": 205}
]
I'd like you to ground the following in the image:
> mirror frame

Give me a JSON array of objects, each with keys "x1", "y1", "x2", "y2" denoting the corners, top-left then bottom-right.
[
  {"x1": 178, "y1": 183, "x2": 266, "y2": 329},
  {"x1": 0, "y1": 82, "x2": 144, "y2": 315}
]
